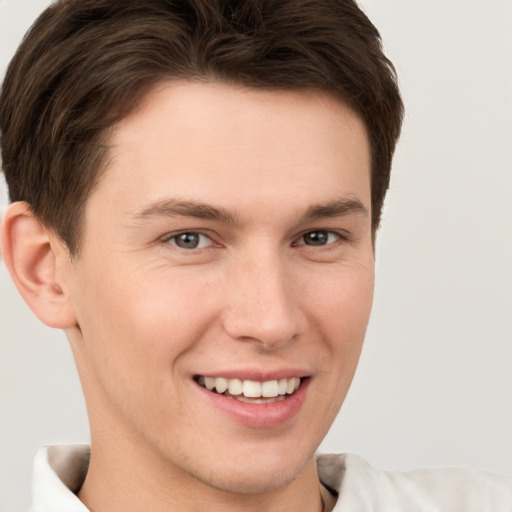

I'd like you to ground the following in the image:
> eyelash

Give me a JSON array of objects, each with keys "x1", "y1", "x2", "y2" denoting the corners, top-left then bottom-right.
[
  {"x1": 161, "y1": 231, "x2": 214, "y2": 250},
  {"x1": 161, "y1": 229, "x2": 346, "y2": 251},
  {"x1": 294, "y1": 230, "x2": 343, "y2": 247}
]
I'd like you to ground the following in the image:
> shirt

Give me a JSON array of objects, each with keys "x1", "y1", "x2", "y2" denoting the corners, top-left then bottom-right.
[{"x1": 29, "y1": 445, "x2": 512, "y2": 512}]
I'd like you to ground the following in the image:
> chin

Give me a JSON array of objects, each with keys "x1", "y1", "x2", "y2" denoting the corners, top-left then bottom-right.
[
  {"x1": 187, "y1": 444, "x2": 317, "y2": 495},
  {"x1": 201, "y1": 463, "x2": 306, "y2": 495}
]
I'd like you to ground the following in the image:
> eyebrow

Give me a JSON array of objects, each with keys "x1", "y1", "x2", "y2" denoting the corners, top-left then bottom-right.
[
  {"x1": 132, "y1": 199, "x2": 240, "y2": 225},
  {"x1": 131, "y1": 196, "x2": 368, "y2": 225},
  {"x1": 299, "y1": 197, "x2": 369, "y2": 222}
]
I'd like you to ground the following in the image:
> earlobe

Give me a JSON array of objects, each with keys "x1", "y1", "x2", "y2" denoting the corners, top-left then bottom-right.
[{"x1": 1, "y1": 202, "x2": 77, "y2": 329}]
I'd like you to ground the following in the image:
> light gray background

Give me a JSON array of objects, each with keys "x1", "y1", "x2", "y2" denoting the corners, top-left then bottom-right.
[{"x1": 1, "y1": 1, "x2": 511, "y2": 511}]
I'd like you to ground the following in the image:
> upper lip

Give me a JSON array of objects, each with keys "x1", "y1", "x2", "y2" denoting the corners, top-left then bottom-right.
[{"x1": 194, "y1": 369, "x2": 311, "y2": 381}]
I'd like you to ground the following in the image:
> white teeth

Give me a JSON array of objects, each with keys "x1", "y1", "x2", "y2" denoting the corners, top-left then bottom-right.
[
  {"x1": 262, "y1": 380, "x2": 279, "y2": 398},
  {"x1": 243, "y1": 380, "x2": 262, "y2": 398},
  {"x1": 198, "y1": 376, "x2": 302, "y2": 399},
  {"x1": 284, "y1": 377, "x2": 300, "y2": 394},
  {"x1": 214, "y1": 377, "x2": 228, "y2": 394},
  {"x1": 228, "y1": 378, "x2": 243, "y2": 396},
  {"x1": 278, "y1": 378, "x2": 288, "y2": 395}
]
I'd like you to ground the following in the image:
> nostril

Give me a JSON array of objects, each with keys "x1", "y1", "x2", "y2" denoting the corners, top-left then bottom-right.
[
  {"x1": 222, "y1": 309, "x2": 302, "y2": 348},
  {"x1": 221, "y1": 263, "x2": 306, "y2": 346}
]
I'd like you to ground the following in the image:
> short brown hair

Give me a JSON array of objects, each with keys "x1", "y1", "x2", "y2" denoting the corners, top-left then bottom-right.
[{"x1": 0, "y1": 0, "x2": 403, "y2": 254}]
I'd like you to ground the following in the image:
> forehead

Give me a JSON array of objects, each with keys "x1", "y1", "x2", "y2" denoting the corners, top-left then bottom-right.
[{"x1": 90, "y1": 81, "x2": 371, "y2": 223}]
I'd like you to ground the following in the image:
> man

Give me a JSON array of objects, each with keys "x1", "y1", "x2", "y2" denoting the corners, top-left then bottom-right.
[{"x1": 0, "y1": 1, "x2": 510, "y2": 511}]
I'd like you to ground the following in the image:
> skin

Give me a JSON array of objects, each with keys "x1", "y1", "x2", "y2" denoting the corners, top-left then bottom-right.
[{"x1": 2, "y1": 81, "x2": 374, "y2": 512}]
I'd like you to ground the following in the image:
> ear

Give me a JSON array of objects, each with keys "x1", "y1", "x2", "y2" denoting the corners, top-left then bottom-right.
[{"x1": 1, "y1": 202, "x2": 77, "y2": 329}]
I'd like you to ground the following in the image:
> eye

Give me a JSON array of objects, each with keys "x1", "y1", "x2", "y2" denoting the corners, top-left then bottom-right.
[
  {"x1": 297, "y1": 230, "x2": 341, "y2": 246},
  {"x1": 165, "y1": 232, "x2": 212, "y2": 250}
]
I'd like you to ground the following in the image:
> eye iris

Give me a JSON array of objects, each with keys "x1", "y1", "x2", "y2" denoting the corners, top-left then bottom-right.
[
  {"x1": 175, "y1": 233, "x2": 200, "y2": 249},
  {"x1": 304, "y1": 231, "x2": 328, "y2": 246}
]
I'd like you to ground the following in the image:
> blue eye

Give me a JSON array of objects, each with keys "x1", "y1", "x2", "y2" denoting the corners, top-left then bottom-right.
[
  {"x1": 166, "y1": 232, "x2": 212, "y2": 250},
  {"x1": 298, "y1": 231, "x2": 340, "y2": 246}
]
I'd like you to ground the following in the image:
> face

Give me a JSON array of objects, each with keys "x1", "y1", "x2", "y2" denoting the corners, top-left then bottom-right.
[{"x1": 64, "y1": 82, "x2": 374, "y2": 495}]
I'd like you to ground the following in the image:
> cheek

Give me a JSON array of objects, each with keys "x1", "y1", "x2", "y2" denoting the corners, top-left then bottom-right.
[
  {"x1": 309, "y1": 261, "x2": 374, "y2": 344},
  {"x1": 313, "y1": 263, "x2": 374, "y2": 409},
  {"x1": 77, "y1": 265, "x2": 222, "y2": 369},
  {"x1": 69, "y1": 266, "x2": 223, "y2": 429}
]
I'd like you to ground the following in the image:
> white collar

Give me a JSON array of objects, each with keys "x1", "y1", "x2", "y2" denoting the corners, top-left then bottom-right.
[
  {"x1": 30, "y1": 445, "x2": 90, "y2": 512},
  {"x1": 30, "y1": 445, "x2": 511, "y2": 511}
]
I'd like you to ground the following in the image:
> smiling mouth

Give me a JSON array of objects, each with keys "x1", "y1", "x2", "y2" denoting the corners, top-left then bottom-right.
[{"x1": 195, "y1": 376, "x2": 302, "y2": 404}]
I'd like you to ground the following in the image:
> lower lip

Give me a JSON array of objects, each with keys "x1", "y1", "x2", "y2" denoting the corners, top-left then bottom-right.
[{"x1": 195, "y1": 379, "x2": 310, "y2": 429}]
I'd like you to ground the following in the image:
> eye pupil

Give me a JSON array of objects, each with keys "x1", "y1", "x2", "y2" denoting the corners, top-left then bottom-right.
[
  {"x1": 304, "y1": 231, "x2": 328, "y2": 246},
  {"x1": 175, "y1": 233, "x2": 200, "y2": 249}
]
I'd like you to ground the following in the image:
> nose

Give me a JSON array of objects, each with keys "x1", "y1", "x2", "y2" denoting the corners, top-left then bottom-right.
[{"x1": 222, "y1": 253, "x2": 305, "y2": 349}]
